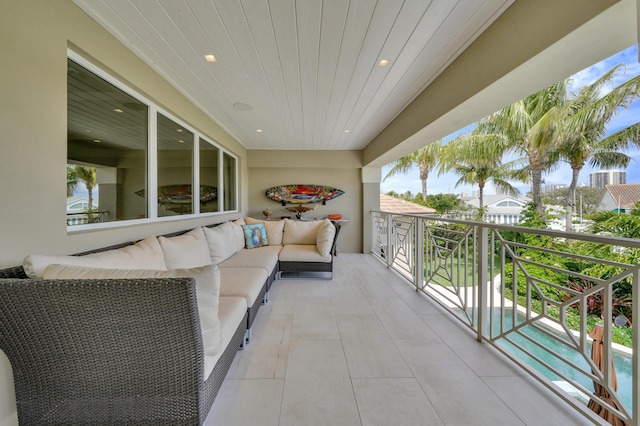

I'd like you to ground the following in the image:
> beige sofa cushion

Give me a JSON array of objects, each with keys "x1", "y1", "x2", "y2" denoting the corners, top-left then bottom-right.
[
  {"x1": 158, "y1": 227, "x2": 212, "y2": 269},
  {"x1": 316, "y1": 219, "x2": 336, "y2": 256},
  {"x1": 279, "y1": 245, "x2": 332, "y2": 263},
  {"x1": 42, "y1": 263, "x2": 224, "y2": 374},
  {"x1": 217, "y1": 296, "x2": 248, "y2": 362},
  {"x1": 203, "y1": 221, "x2": 244, "y2": 264},
  {"x1": 245, "y1": 217, "x2": 285, "y2": 245},
  {"x1": 219, "y1": 267, "x2": 268, "y2": 307},
  {"x1": 282, "y1": 219, "x2": 323, "y2": 245},
  {"x1": 23, "y1": 235, "x2": 167, "y2": 279},
  {"x1": 219, "y1": 246, "x2": 280, "y2": 274}
]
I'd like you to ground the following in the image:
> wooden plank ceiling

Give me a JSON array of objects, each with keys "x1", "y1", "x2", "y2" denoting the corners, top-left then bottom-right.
[{"x1": 73, "y1": 0, "x2": 515, "y2": 151}]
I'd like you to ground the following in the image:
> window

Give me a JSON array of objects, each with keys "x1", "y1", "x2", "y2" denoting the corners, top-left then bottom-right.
[{"x1": 67, "y1": 54, "x2": 238, "y2": 228}]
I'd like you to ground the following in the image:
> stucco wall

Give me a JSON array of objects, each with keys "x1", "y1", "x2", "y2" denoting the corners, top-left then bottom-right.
[
  {"x1": 0, "y1": 2, "x2": 250, "y2": 422},
  {"x1": 247, "y1": 151, "x2": 363, "y2": 253}
]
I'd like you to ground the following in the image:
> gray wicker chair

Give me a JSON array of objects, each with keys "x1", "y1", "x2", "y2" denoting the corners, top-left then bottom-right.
[{"x1": 0, "y1": 277, "x2": 242, "y2": 425}]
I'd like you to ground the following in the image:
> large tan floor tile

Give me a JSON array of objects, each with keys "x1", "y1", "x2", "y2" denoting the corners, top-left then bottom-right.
[
  {"x1": 395, "y1": 339, "x2": 525, "y2": 425},
  {"x1": 291, "y1": 298, "x2": 340, "y2": 339},
  {"x1": 205, "y1": 379, "x2": 283, "y2": 426},
  {"x1": 227, "y1": 313, "x2": 292, "y2": 379},
  {"x1": 369, "y1": 298, "x2": 440, "y2": 340},
  {"x1": 352, "y1": 378, "x2": 444, "y2": 426},
  {"x1": 337, "y1": 314, "x2": 412, "y2": 378},
  {"x1": 331, "y1": 285, "x2": 375, "y2": 315},
  {"x1": 285, "y1": 338, "x2": 349, "y2": 379},
  {"x1": 280, "y1": 378, "x2": 360, "y2": 426}
]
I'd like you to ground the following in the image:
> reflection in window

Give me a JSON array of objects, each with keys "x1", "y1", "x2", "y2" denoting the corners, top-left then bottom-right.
[
  {"x1": 223, "y1": 153, "x2": 237, "y2": 211},
  {"x1": 67, "y1": 59, "x2": 148, "y2": 226},
  {"x1": 200, "y1": 138, "x2": 219, "y2": 213},
  {"x1": 157, "y1": 114, "x2": 194, "y2": 216}
]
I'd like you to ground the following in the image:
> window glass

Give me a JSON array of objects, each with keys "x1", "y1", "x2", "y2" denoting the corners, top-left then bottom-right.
[
  {"x1": 157, "y1": 114, "x2": 194, "y2": 216},
  {"x1": 223, "y1": 153, "x2": 237, "y2": 211},
  {"x1": 67, "y1": 59, "x2": 148, "y2": 226},
  {"x1": 200, "y1": 138, "x2": 219, "y2": 213}
]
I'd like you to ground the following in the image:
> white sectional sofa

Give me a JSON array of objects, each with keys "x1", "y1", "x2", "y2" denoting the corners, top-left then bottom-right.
[{"x1": 0, "y1": 217, "x2": 336, "y2": 424}]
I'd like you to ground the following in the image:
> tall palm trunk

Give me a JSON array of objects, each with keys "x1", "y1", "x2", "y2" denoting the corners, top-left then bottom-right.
[
  {"x1": 530, "y1": 168, "x2": 544, "y2": 217},
  {"x1": 565, "y1": 167, "x2": 581, "y2": 232},
  {"x1": 420, "y1": 166, "x2": 428, "y2": 198}
]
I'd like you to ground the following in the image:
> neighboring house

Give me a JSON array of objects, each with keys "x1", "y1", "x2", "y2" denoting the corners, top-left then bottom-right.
[
  {"x1": 463, "y1": 194, "x2": 530, "y2": 224},
  {"x1": 66, "y1": 196, "x2": 98, "y2": 214},
  {"x1": 380, "y1": 194, "x2": 436, "y2": 215},
  {"x1": 595, "y1": 184, "x2": 640, "y2": 213}
]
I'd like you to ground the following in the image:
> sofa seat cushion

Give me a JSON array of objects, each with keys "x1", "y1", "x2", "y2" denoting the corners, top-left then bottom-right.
[
  {"x1": 214, "y1": 296, "x2": 247, "y2": 375},
  {"x1": 219, "y1": 246, "x2": 281, "y2": 274},
  {"x1": 219, "y1": 267, "x2": 268, "y2": 307},
  {"x1": 23, "y1": 235, "x2": 167, "y2": 278},
  {"x1": 279, "y1": 245, "x2": 332, "y2": 263},
  {"x1": 42, "y1": 263, "x2": 224, "y2": 379}
]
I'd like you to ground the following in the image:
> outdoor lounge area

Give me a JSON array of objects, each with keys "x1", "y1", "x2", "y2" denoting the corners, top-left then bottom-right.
[
  {"x1": 205, "y1": 253, "x2": 583, "y2": 425},
  {"x1": 1, "y1": 0, "x2": 639, "y2": 424}
]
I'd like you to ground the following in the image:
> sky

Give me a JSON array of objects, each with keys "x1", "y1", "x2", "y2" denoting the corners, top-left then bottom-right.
[{"x1": 380, "y1": 44, "x2": 640, "y2": 198}]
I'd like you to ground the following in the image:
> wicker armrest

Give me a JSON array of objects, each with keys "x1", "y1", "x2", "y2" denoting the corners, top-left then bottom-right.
[{"x1": 0, "y1": 277, "x2": 207, "y2": 425}]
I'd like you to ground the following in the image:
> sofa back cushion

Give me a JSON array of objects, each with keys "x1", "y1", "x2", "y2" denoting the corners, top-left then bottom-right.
[
  {"x1": 203, "y1": 221, "x2": 244, "y2": 264},
  {"x1": 23, "y1": 235, "x2": 167, "y2": 279},
  {"x1": 245, "y1": 217, "x2": 284, "y2": 245},
  {"x1": 316, "y1": 219, "x2": 336, "y2": 256},
  {"x1": 282, "y1": 219, "x2": 323, "y2": 245},
  {"x1": 158, "y1": 227, "x2": 212, "y2": 269},
  {"x1": 42, "y1": 263, "x2": 224, "y2": 360}
]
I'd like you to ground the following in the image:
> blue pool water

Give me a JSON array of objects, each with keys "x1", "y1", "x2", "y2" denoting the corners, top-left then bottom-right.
[{"x1": 467, "y1": 309, "x2": 632, "y2": 412}]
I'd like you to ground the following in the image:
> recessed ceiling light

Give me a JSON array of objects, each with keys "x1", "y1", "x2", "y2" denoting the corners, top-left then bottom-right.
[
  {"x1": 178, "y1": 140, "x2": 185, "y2": 143},
  {"x1": 344, "y1": 129, "x2": 350, "y2": 133},
  {"x1": 233, "y1": 102, "x2": 252, "y2": 111},
  {"x1": 378, "y1": 59, "x2": 390, "y2": 66},
  {"x1": 204, "y1": 54, "x2": 217, "y2": 62},
  {"x1": 93, "y1": 139, "x2": 101, "y2": 143},
  {"x1": 256, "y1": 129, "x2": 263, "y2": 133},
  {"x1": 113, "y1": 108, "x2": 124, "y2": 113},
  {"x1": 85, "y1": 129, "x2": 91, "y2": 133},
  {"x1": 176, "y1": 129, "x2": 183, "y2": 133}
]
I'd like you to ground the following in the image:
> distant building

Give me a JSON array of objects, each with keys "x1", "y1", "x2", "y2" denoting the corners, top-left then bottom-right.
[
  {"x1": 542, "y1": 183, "x2": 567, "y2": 194},
  {"x1": 464, "y1": 194, "x2": 530, "y2": 224},
  {"x1": 595, "y1": 184, "x2": 640, "y2": 213},
  {"x1": 590, "y1": 170, "x2": 626, "y2": 189}
]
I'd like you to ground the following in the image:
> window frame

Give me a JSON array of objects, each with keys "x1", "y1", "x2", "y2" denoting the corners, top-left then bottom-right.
[{"x1": 67, "y1": 51, "x2": 238, "y2": 232}]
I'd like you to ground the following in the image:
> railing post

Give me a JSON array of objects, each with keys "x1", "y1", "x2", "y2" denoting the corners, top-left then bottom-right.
[
  {"x1": 415, "y1": 217, "x2": 424, "y2": 292},
  {"x1": 476, "y1": 224, "x2": 488, "y2": 342},
  {"x1": 386, "y1": 214, "x2": 393, "y2": 268}
]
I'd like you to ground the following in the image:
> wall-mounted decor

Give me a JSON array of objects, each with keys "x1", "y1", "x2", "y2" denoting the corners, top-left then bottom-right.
[
  {"x1": 265, "y1": 184, "x2": 344, "y2": 205},
  {"x1": 135, "y1": 185, "x2": 217, "y2": 213}
]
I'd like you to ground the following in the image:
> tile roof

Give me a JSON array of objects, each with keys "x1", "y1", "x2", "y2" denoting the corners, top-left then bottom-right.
[
  {"x1": 379, "y1": 194, "x2": 436, "y2": 214},
  {"x1": 603, "y1": 184, "x2": 640, "y2": 208}
]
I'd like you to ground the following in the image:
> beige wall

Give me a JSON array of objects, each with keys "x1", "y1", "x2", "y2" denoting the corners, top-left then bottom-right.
[
  {"x1": 248, "y1": 151, "x2": 364, "y2": 253},
  {"x1": 0, "y1": 0, "x2": 249, "y2": 270},
  {"x1": 0, "y1": 3, "x2": 249, "y2": 421}
]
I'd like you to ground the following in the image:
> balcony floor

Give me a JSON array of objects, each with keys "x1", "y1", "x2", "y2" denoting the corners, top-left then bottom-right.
[{"x1": 206, "y1": 253, "x2": 583, "y2": 425}]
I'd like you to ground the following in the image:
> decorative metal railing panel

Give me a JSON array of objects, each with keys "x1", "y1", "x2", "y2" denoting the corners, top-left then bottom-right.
[{"x1": 371, "y1": 211, "x2": 639, "y2": 425}]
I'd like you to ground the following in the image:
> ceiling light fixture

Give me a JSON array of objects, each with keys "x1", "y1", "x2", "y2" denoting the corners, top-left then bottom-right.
[
  {"x1": 233, "y1": 102, "x2": 252, "y2": 111},
  {"x1": 178, "y1": 140, "x2": 185, "y2": 143},
  {"x1": 93, "y1": 139, "x2": 101, "y2": 143},
  {"x1": 204, "y1": 54, "x2": 217, "y2": 62},
  {"x1": 176, "y1": 129, "x2": 183, "y2": 133},
  {"x1": 378, "y1": 59, "x2": 390, "y2": 66},
  {"x1": 256, "y1": 129, "x2": 263, "y2": 133},
  {"x1": 113, "y1": 108, "x2": 124, "y2": 113},
  {"x1": 344, "y1": 129, "x2": 350, "y2": 133}
]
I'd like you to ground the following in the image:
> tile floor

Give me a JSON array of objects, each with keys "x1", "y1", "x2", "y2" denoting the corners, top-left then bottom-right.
[{"x1": 205, "y1": 253, "x2": 586, "y2": 425}]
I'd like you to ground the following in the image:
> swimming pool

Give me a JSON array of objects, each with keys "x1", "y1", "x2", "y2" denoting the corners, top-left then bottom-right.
[{"x1": 466, "y1": 308, "x2": 632, "y2": 412}]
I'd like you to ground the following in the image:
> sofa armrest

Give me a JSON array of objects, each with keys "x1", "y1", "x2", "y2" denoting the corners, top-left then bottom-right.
[{"x1": 0, "y1": 277, "x2": 207, "y2": 424}]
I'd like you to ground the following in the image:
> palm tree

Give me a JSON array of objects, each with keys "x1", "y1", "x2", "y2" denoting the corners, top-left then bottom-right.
[
  {"x1": 383, "y1": 140, "x2": 442, "y2": 198},
  {"x1": 558, "y1": 65, "x2": 640, "y2": 231},
  {"x1": 68, "y1": 165, "x2": 97, "y2": 213},
  {"x1": 479, "y1": 80, "x2": 569, "y2": 218},
  {"x1": 440, "y1": 133, "x2": 523, "y2": 216}
]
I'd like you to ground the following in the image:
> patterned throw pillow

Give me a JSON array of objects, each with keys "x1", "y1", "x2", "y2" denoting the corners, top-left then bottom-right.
[{"x1": 242, "y1": 223, "x2": 269, "y2": 248}]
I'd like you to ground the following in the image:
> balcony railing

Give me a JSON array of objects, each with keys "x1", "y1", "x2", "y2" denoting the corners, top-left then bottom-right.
[{"x1": 372, "y1": 210, "x2": 639, "y2": 425}]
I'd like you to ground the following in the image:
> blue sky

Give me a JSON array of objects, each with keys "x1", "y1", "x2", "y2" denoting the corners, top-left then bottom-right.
[{"x1": 381, "y1": 44, "x2": 640, "y2": 197}]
